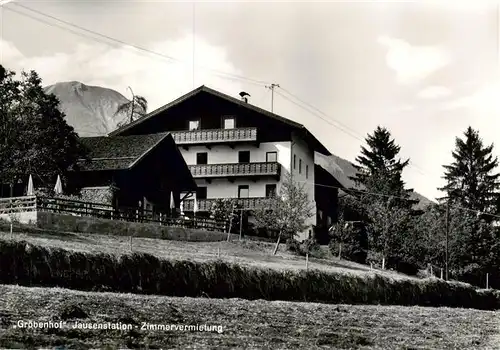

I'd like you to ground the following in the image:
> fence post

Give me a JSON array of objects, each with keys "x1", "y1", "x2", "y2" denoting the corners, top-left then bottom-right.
[
  {"x1": 486, "y1": 273, "x2": 489, "y2": 289},
  {"x1": 305, "y1": 252, "x2": 309, "y2": 270},
  {"x1": 430, "y1": 265, "x2": 433, "y2": 277},
  {"x1": 239, "y1": 209, "x2": 243, "y2": 241},
  {"x1": 338, "y1": 243, "x2": 342, "y2": 259},
  {"x1": 440, "y1": 268, "x2": 443, "y2": 279}
]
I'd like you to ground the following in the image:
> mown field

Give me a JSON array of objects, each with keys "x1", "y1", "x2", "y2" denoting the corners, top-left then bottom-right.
[
  {"x1": 0, "y1": 228, "x2": 414, "y2": 281},
  {"x1": 0, "y1": 237, "x2": 498, "y2": 310},
  {"x1": 0, "y1": 284, "x2": 498, "y2": 349}
]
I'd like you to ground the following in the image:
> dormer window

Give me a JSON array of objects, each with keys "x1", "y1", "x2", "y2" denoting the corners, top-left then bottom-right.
[
  {"x1": 189, "y1": 120, "x2": 200, "y2": 131},
  {"x1": 223, "y1": 116, "x2": 235, "y2": 129}
]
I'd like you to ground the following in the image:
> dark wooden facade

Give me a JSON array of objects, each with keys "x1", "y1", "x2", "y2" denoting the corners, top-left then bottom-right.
[
  {"x1": 314, "y1": 164, "x2": 342, "y2": 244},
  {"x1": 70, "y1": 133, "x2": 196, "y2": 213},
  {"x1": 110, "y1": 86, "x2": 330, "y2": 155}
]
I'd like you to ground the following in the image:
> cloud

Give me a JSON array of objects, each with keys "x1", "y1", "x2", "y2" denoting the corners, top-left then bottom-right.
[
  {"x1": 420, "y1": 0, "x2": 496, "y2": 12},
  {"x1": 377, "y1": 36, "x2": 451, "y2": 85},
  {"x1": 0, "y1": 40, "x2": 24, "y2": 62},
  {"x1": 417, "y1": 86, "x2": 452, "y2": 99},
  {"x1": 0, "y1": 35, "x2": 247, "y2": 111},
  {"x1": 442, "y1": 82, "x2": 500, "y2": 115}
]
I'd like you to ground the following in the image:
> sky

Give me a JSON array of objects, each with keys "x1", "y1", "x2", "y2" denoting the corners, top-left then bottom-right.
[{"x1": 0, "y1": 0, "x2": 500, "y2": 201}]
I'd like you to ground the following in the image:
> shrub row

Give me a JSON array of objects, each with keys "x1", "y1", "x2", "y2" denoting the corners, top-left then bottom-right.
[{"x1": 0, "y1": 239, "x2": 499, "y2": 310}]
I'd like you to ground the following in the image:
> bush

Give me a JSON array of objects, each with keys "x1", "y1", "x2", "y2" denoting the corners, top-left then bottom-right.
[
  {"x1": 386, "y1": 256, "x2": 420, "y2": 276},
  {"x1": 366, "y1": 250, "x2": 383, "y2": 268},
  {"x1": 0, "y1": 239, "x2": 499, "y2": 310},
  {"x1": 286, "y1": 238, "x2": 301, "y2": 253},
  {"x1": 451, "y1": 264, "x2": 500, "y2": 290},
  {"x1": 365, "y1": 250, "x2": 421, "y2": 276},
  {"x1": 329, "y1": 221, "x2": 368, "y2": 264},
  {"x1": 286, "y1": 238, "x2": 320, "y2": 257}
]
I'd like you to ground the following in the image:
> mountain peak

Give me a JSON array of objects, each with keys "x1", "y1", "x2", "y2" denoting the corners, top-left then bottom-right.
[{"x1": 44, "y1": 81, "x2": 129, "y2": 137}]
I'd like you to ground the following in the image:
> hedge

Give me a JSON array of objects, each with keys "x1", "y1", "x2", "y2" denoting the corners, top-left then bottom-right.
[{"x1": 0, "y1": 239, "x2": 498, "y2": 310}]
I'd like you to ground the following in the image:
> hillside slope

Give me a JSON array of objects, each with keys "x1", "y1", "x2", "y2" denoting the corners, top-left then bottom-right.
[
  {"x1": 315, "y1": 152, "x2": 434, "y2": 209},
  {"x1": 44, "y1": 81, "x2": 129, "y2": 137}
]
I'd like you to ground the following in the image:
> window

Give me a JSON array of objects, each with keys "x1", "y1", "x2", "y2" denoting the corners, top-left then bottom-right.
[
  {"x1": 306, "y1": 165, "x2": 309, "y2": 179},
  {"x1": 238, "y1": 185, "x2": 249, "y2": 198},
  {"x1": 266, "y1": 151, "x2": 277, "y2": 163},
  {"x1": 196, "y1": 187, "x2": 207, "y2": 200},
  {"x1": 238, "y1": 150, "x2": 250, "y2": 163},
  {"x1": 223, "y1": 116, "x2": 236, "y2": 129},
  {"x1": 265, "y1": 184, "x2": 277, "y2": 198},
  {"x1": 299, "y1": 159, "x2": 302, "y2": 174},
  {"x1": 196, "y1": 152, "x2": 208, "y2": 165},
  {"x1": 293, "y1": 154, "x2": 297, "y2": 169},
  {"x1": 189, "y1": 120, "x2": 200, "y2": 131}
]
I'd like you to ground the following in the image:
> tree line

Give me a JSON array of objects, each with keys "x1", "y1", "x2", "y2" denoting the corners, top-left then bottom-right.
[{"x1": 329, "y1": 125, "x2": 500, "y2": 288}]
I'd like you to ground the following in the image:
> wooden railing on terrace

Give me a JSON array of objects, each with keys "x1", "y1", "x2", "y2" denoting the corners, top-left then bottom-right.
[
  {"x1": 184, "y1": 197, "x2": 272, "y2": 212},
  {"x1": 171, "y1": 127, "x2": 257, "y2": 145},
  {"x1": 0, "y1": 196, "x2": 226, "y2": 232},
  {"x1": 189, "y1": 162, "x2": 280, "y2": 178}
]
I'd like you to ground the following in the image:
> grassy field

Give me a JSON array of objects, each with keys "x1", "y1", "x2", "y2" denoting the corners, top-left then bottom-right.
[
  {"x1": 0, "y1": 284, "x2": 498, "y2": 349},
  {"x1": 0, "y1": 228, "x2": 416, "y2": 281}
]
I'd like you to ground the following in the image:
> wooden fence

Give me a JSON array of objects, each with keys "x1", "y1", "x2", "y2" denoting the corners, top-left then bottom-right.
[
  {"x1": 0, "y1": 196, "x2": 37, "y2": 214},
  {"x1": 0, "y1": 196, "x2": 226, "y2": 232}
]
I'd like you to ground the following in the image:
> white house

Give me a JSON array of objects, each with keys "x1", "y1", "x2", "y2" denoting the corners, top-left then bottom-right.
[{"x1": 109, "y1": 85, "x2": 340, "y2": 241}]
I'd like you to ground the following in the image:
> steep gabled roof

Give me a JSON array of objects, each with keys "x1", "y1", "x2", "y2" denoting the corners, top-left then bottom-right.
[
  {"x1": 109, "y1": 85, "x2": 331, "y2": 156},
  {"x1": 79, "y1": 133, "x2": 171, "y2": 171}
]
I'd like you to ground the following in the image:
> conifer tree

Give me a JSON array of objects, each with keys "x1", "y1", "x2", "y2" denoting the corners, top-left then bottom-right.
[
  {"x1": 439, "y1": 126, "x2": 500, "y2": 286},
  {"x1": 439, "y1": 126, "x2": 500, "y2": 217},
  {"x1": 348, "y1": 126, "x2": 417, "y2": 269},
  {"x1": 350, "y1": 126, "x2": 414, "y2": 207}
]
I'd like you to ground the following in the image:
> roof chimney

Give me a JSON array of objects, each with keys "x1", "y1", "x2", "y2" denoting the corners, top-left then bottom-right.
[{"x1": 239, "y1": 91, "x2": 250, "y2": 103}]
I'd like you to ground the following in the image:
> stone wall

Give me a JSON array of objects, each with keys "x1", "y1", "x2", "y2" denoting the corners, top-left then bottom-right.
[
  {"x1": 0, "y1": 211, "x2": 37, "y2": 225},
  {"x1": 80, "y1": 187, "x2": 114, "y2": 205}
]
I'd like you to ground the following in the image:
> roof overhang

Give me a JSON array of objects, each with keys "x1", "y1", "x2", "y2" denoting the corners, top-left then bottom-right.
[{"x1": 109, "y1": 85, "x2": 331, "y2": 156}]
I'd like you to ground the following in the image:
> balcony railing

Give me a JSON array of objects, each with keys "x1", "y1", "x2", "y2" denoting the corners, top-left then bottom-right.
[
  {"x1": 189, "y1": 162, "x2": 280, "y2": 178},
  {"x1": 183, "y1": 197, "x2": 272, "y2": 212},
  {"x1": 171, "y1": 127, "x2": 257, "y2": 145}
]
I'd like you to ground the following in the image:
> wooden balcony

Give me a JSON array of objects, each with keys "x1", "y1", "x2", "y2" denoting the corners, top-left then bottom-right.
[
  {"x1": 183, "y1": 197, "x2": 272, "y2": 212},
  {"x1": 189, "y1": 162, "x2": 280, "y2": 179},
  {"x1": 171, "y1": 127, "x2": 257, "y2": 148}
]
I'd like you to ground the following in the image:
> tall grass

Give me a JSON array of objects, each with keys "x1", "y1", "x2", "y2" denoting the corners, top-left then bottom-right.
[{"x1": 0, "y1": 239, "x2": 498, "y2": 310}]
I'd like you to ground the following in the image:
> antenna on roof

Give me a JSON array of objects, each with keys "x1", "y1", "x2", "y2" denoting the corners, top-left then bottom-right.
[{"x1": 239, "y1": 91, "x2": 250, "y2": 103}]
